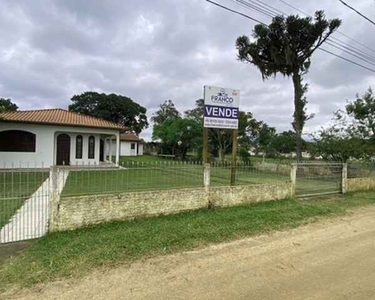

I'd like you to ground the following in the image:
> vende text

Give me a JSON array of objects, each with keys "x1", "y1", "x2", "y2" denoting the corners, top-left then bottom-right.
[{"x1": 204, "y1": 105, "x2": 239, "y2": 120}]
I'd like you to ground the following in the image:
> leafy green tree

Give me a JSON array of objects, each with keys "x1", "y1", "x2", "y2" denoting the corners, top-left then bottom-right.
[
  {"x1": 236, "y1": 11, "x2": 341, "y2": 160},
  {"x1": 271, "y1": 131, "x2": 298, "y2": 154},
  {"x1": 69, "y1": 91, "x2": 148, "y2": 134},
  {"x1": 184, "y1": 99, "x2": 204, "y2": 123},
  {"x1": 255, "y1": 123, "x2": 277, "y2": 156},
  {"x1": 237, "y1": 111, "x2": 253, "y2": 155},
  {"x1": 238, "y1": 114, "x2": 277, "y2": 156},
  {"x1": 345, "y1": 88, "x2": 375, "y2": 139},
  {"x1": 313, "y1": 90, "x2": 375, "y2": 161},
  {"x1": 151, "y1": 100, "x2": 180, "y2": 126},
  {"x1": 153, "y1": 117, "x2": 202, "y2": 159},
  {"x1": 152, "y1": 100, "x2": 182, "y2": 155},
  {"x1": 0, "y1": 98, "x2": 18, "y2": 113},
  {"x1": 313, "y1": 127, "x2": 369, "y2": 162}
]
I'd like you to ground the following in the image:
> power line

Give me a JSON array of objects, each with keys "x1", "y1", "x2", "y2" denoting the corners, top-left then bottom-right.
[
  {"x1": 325, "y1": 41, "x2": 375, "y2": 67},
  {"x1": 276, "y1": 0, "x2": 375, "y2": 54},
  {"x1": 276, "y1": 0, "x2": 310, "y2": 17},
  {"x1": 206, "y1": 0, "x2": 267, "y2": 24},
  {"x1": 320, "y1": 48, "x2": 375, "y2": 73},
  {"x1": 233, "y1": 0, "x2": 274, "y2": 18},
  {"x1": 236, "y1": 0, "x2": 282, "y2": 17},
  {"x1": 205, "y1": 0, "x2": 375, "y2": 74},
  {"x1": 338, "y1": 0, "x2": 375, "y2": 27},
  {"x1": 335, "y1": 31, "x2": 375, "y2": 55},
  {"x1": 235, "y1": 0, "x2": 375, "y2": 68},
  {"x1": 329, "y1": 36, "x2": 375, "y2": 64},
  {"x1": 251, "y1": 0, "x2": 284, "y2": 15}
]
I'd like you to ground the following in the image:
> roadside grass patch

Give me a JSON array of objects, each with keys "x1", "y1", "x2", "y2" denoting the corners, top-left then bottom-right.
[{"x1": 1, "y1": 191, "x2": 375, "y2": 289}]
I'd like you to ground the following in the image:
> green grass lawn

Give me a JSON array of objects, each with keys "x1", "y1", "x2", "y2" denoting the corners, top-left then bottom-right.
[
  {"x1": 0, "y1": 199, "x2": 24, "y2": 230},
  {"x1": 0, "y1": 171, "x2": 49, "y2": 228},
  {"x1": 1, "y1": 190, "x2": 375, "y2": 289},
  {"x1": 62, "y1": 165, "x2": 289, "y2": 197}
]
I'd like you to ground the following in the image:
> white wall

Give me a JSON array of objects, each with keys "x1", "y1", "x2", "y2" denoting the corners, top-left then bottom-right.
[
  {"x1": 105, "y1": 140, "x2": 143, "y2": 156},
  {"x1": 138, "y1": 143, "x2": 144, "y2": 155},
  {"x1": 0, "y1": 123, "x2": 54, "y2": 168},
  {"x1": 0, "y1": 122, "x2": 119, "y2": 168},
  {"x1": 122, "y1": 141, "x2": 136, "y2": 156}
]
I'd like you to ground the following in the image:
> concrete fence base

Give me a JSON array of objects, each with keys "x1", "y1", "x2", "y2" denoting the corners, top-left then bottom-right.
[
  {"x1": 346, "y1": 177, "x2": 375, "y2": 192},
  {"x1": 48, "y1": 160, "x2": 375, "y2": 232},
  {"x1": 52, "y1": 181, "x2": 292, "y2": 232}
]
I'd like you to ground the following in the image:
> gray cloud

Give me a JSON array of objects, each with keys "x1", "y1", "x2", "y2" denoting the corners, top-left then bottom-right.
[{"x1": 1, "y1": 0, "x2": 375, "y2": 141}]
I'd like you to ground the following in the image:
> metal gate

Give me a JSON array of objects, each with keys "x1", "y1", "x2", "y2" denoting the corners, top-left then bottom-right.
[
  {"x1": 0, "y1": 167, "x2": 50, "y2": 243},
  {"x1": 295, "y1": 163, "x2": 343, "y2": 197}
]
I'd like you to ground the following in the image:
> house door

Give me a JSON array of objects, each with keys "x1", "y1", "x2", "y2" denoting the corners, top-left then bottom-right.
[
  {"x1": 56, "y1": 134, "x2": 71, "y2": 165},
  {"x1": 100, "y1": 139, "x2": 104, "y2": 162}
]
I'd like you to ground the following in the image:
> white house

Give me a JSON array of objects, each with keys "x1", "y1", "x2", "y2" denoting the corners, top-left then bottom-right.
[
  {"x1": 0, "y1": 109, "x2": 125, "y2": 168},
  {"x1": 105, "y1": 133, "x2": 145, "y2": 157}
]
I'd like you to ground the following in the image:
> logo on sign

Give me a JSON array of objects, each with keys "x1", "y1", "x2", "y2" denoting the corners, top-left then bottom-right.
[{"x1": 211, "y1": 88, "x2": 234, "y2": 104}]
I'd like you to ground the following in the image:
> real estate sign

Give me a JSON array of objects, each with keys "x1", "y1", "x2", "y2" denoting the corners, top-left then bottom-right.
[{"x1": 203, "y1": 85, "x2": 240, "y2": 129}]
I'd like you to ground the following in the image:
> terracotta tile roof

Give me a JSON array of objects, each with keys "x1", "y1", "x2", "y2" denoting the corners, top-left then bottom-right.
[
  {"x1": 119, "y1": 133, "x2": 145, "y2": 143},
  {"x1": 0, "y1": 109, "x2": 126, "y2": 130}
]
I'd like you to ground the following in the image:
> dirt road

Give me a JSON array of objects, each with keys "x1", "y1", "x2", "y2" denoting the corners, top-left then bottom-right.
[{"x1": 7, "y1": 206, "x2": 375, "y2": 300}]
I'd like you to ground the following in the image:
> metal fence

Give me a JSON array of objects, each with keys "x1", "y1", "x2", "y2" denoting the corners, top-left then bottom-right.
[
  {"x1": 2, "y1": 158, "x2": 375, "y2": 243},
  {"x1": 60, "y1": 161, "x2": 289, "y2": 197},
  {"x1": 348, "y1": 161, "x2": 375, "y2": 178},
  {"x1": 0, "y1": 160, "x2": 290, "y2": 243}
]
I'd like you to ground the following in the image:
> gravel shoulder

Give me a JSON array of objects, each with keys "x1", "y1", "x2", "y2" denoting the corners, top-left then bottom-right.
[{"x1": 5, "y1": 206, "x2": 375, "y2": 300}]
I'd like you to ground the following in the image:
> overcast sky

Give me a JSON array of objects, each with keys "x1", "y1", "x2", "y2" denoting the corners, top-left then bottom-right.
[{"x1": 1, "y1": 0, "x2": 375, "y2": 140}]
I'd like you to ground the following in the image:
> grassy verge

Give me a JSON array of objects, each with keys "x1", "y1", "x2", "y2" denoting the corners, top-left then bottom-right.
[{"x1": 1, "y1": 191, "x2": 375, "y2": 289}]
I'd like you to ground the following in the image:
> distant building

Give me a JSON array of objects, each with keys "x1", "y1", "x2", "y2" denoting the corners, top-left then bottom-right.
[{"x1": 106, "y1": 132, "x2": 145, "y2": 157}]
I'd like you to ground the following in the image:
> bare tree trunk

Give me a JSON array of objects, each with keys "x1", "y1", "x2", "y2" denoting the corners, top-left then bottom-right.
[
  {"x1": 292, "y1": 71, "x2": 303, "y2": 161},
  {"x1": 218, "y1": 147, "x2": 224, "y2": 162}
]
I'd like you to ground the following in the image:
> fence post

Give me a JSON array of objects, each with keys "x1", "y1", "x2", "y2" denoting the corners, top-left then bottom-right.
[
  {"x1": 342, "y1": 163, "x2": 348, "y2": 194},
  {"x1": 204, "y1": 163, "x2": 210, "y2": 192},
  {"x1": 290, "y1": 164, "x2": 297, "y2": 197},
  {"x1": 49, "y1": 166, "x2": 60, "y2": 232}
]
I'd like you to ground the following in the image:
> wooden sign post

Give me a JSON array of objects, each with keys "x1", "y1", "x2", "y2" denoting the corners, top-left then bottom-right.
[
  {"x1": 202, "y1": 86, "x2": 240, "y2": 186},
  {"x1": 203, "y1": 127, "x2": 209, "y2": 164},
  {"x1": 230, "y1": 129, "x2": 238, "y2": 186}
]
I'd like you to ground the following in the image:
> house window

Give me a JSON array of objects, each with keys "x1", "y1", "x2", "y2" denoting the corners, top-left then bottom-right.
[
  {"x1": 88, "y1": 136, "x2": 95, "y2": 159},
  {"x1": 131, "y1": 143, "x2": 136, "y2": 150},
  {"x1": 0, "y1": 130, "x2": 36, "y2": 152},
  {"x1": 76, "y1": 135, "x2": 83, "y2": 159}
]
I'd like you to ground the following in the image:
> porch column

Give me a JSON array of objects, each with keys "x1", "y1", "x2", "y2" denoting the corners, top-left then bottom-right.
[
  {"x1": 109, "y1": 137, "x2": 113, "y2": 163},
  {"x1": 115, "y1": 133, "x2": 120, "y2": 166}
]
